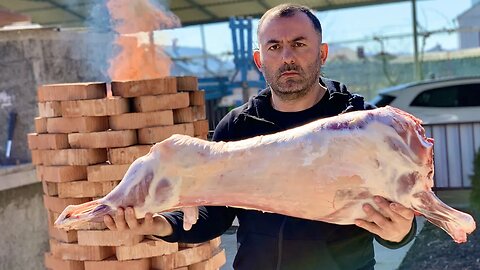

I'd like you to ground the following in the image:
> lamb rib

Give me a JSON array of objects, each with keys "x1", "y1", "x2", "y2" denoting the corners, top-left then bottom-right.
[{"x1": 54, "y1": 106, "x2": 476, "y2": 243}]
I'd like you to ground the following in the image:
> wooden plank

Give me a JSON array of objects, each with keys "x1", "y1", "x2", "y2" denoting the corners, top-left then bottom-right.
[
  {"x1": 38, "y1": 101, "x2": 62, "y2": 117},
  {"x1": 193, "y1": 120, "x2": 209, "y2": 137},
  {"x1": 44, "y1": 252, "x2": 84, "y2": 270},
  {"x1": 189, "y1": 90, "x2": 205, "y2": 106},
  {"x1": 152, "y1": 242, "x2": 214, "y2": 269},
  {"x1": 48, "y1": 225, "x2": 78, "y2": 243},
  {"x1": 133, "y1": 93, "x2": 189, "y2": 112},
  {"x1": 192, "y1": 105, "x2": 206, "y2": 121},
  {"x1": 27, "y1": 133, "x2": 69, "y2": 150},
  {"x1": 47, "y1": 116, "x2": 109, "y2": 133},
  {"x1": 84, "y1": 257, "x2": 150, "y2": 270},
  {"x1": 40, "y1": 149, "x2": 107, "y2": 166},
  {"x1": 35, "y1": 117, "x2": 48, "y2": 133},
  {"x1": 87, "y1": 164, "x2": 130, "y2": 182},
  {"x1": 109, "y1": 110, "x2": 174, "y2": 130},
  {"x1": 68, "y1": 130, "x2": 137, "y2": 149},
  {"x1": 188, "y1": 249, "x2": 226, "y2": 270},
  {"x1": 43, "y1": 195, "x2": 89, "y2": 213},
  {"x1": 111, "y1": 76, "x2": 177, "y2": 97},
  {"x1": 49, "y1": 239, "x2": 115, "y2": 261},
  {"x1": 138, "y1": 123, "x2": 194, "y2": 144},
  {"x1": 176, "y1": 76, "x2": 198, "y2": 91},
  {"x1": 108, "y1": 145, "x2": 151, "y2": 165},
  {"x1": 57, "y1": 181, "x2": 117, "y2": 198},
  {"x1": 115, "y1": 239, "x2": 178, "y2": 261},
  {"x1": 42, "y1": 181, "x2": 58, "y2": 196},
  {"x1": 173, "y1": 107, "x2": 194, "y2": 123},
  {"x1": 38, "y1": 82, "x2": 106, "y2": 102},
  {"x1": 78, "y1": 230, "x2": 144, "y2": 246},
  {"x1": 36, "y1": 165, "x2": 87, "y2": 182},
  {"x1": 61, "y1": 97, "x2": 129, "y2": 117}
]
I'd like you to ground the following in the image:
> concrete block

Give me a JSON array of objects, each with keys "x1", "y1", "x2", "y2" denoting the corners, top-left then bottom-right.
[
  {"x1": 47, "y1": 116, "x2": 109, "y2": 133},
  {"x1": 176, "y1": 76, "x2": 198, "y2": 91},
  {"x1": 109, "y1": 110, "x2": 174, "y2": 130},
  {"x1": 111, "y1": 76, "x2": 177, "y2": 97},
  {"x1": 173, "y1": 107, "x2": 194, "y2": 123},
  {"x1": 115, "y1": 239, "x2": 178, "y2": 261},
  {"x1": 68, "y1": 130, "x2": 137, "y2": 149},
  {"x1": 61, "y1": 97, "x2": 129, "y2": 117},
  {"x1": 133, "y1": 93, "x2": 189, "y2": 112},
  {"x1": 87, "y1": 163, "x2": 130, "y2": 182},
  {"x1": 36, "y1": 165, "x2": 87, "y2": 182},
  {"x1": 107, "y1": 145, "x2": 151, "y2": 165},
  {"x1": 84, "y1": 257, "x2": 149, "y2": 270},
  {"x1": 77, "y1": 230, "x2": 144, "y2": 246},
  {"x1": 38, "y1": 101, "x2": 62, "y2": 117},
  {"x1": 44, "y1": 252, "x2": 84, "y2": 270},
  {"x1": 189, "y1": 90, "x2": 205, "y2": 106},
  {"x1": 27, "y1": 133, "x2": 69, "y2": 150},
  {"x1": 37, "y1": 82, "x2": 106, "y2": 102},
  {"x1": 138, "y1": 123, "x2": 194, "y2": 144},
  {"x1": 49, "y1": 239, "x2": 115, "y2": 261},
  {"x1": 39, "y1": 149, "x2": 107, "y2": 166}
]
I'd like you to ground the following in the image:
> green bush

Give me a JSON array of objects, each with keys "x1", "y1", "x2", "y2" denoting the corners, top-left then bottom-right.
[{"x1": 470, "y1": 147, "x2": 480, "y2": 213}]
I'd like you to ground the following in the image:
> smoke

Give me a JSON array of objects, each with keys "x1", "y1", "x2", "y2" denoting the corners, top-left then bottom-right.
[{"x1": 65, "y1": 0, "x2": 181, "y2": 81}]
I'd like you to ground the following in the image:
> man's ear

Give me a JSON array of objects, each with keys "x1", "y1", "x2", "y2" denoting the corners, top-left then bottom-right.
[
  {"x1": 320, "y1": 43, "x2": 329, "y2": 65},
  {"x1": 253, "y1": 50, "x2": 262, "y2": 70}
]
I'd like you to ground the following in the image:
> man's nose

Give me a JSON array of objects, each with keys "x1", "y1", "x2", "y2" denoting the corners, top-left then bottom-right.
[{"x1": 281, "y1": 47, "x2": 295, "y2": 63}]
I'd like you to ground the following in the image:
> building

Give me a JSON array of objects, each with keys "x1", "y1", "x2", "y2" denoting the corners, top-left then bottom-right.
[{"x1": 457, "y1": 1, "x2": 480, "y2": 49}]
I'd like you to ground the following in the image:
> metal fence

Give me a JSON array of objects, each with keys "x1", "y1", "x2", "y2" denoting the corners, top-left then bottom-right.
[{"x1": 425, "y1": 122, "x2": 480, "y2": 189}]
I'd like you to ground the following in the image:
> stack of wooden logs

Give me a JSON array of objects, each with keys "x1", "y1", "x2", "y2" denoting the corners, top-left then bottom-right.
[{"x1": 28, "y1": 76, "x2": 226, "y2": 270}]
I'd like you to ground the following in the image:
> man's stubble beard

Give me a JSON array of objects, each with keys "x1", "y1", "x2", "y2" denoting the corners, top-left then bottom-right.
[{"x1": 263, "y1": 56, "x2": 322, "y2": 101}]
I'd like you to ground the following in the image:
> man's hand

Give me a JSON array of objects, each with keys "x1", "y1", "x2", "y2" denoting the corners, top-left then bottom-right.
[
  {"x1": 104, "y1": 207, "x2": 173, "y2": 237},
  {"x1": 355, "y1": 196, "x2": 415, "y2": 243}
]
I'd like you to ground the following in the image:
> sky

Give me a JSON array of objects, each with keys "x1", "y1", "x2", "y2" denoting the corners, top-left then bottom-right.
[{"x1": 157, "y1": 0, "x2": 474, "y2": 56}]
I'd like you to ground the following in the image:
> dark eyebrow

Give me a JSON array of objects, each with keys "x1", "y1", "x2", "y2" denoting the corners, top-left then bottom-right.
[{"x1": 265, "y1": 36, "x2": 307, "y2": 45}]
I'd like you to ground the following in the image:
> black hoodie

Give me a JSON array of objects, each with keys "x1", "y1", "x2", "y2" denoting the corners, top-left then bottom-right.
[{"x1": 158, "y1": 77, "x2": 417, "y2": 270}]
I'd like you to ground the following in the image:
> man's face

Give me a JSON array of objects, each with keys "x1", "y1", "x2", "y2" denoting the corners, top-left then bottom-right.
[{"x1": 256, "y1": 12, "x2": 326, "y2": 101}]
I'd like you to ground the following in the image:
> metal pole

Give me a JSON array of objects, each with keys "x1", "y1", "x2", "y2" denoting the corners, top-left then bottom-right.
[
  {"x1": 200, "y1": 24, "x2": 208, "y2": 76},
  {"x1": 412, "y1": 0, "x2": 421, "y2": 81}
]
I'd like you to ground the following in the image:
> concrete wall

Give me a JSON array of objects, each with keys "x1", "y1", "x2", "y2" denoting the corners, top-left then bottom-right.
[
  {"x1": 0, "y1": 166, "x2": 47, "y2": 270},
  {"x1": 0, "y1": 28, "x2": 109, "y2": 165}
]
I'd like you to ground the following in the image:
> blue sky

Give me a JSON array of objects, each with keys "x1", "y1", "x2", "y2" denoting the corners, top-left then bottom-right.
[{"x1": 157, "y1": 0, "x2": 474, "y2": 56}]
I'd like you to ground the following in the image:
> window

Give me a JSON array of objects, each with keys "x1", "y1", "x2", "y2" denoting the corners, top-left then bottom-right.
[
  {"x1": 410, "y1": 84, "x2": 480, "y2": 107},
  {"x1": 372, "y1": 94, "x2": 395, "y2": 107}
]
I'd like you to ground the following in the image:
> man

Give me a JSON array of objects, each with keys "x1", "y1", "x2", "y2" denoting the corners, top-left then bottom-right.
[{"x1": 104, "y1": 4, "x2": 416, "y2": 270}]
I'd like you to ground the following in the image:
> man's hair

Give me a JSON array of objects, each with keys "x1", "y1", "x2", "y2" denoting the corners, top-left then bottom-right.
[{"x1": 257, "y1": 3, "x2": 322, "y2": 39}]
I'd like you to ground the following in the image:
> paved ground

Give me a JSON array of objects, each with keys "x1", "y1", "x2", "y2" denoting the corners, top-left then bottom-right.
[{"x1": 219, "y1": 217, "x2": 425, "y2": 270}]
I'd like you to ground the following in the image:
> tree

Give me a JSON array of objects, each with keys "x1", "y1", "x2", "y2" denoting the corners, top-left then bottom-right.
[{"x1": 470, "y1": 148, "x2": 480, "y2": 213}]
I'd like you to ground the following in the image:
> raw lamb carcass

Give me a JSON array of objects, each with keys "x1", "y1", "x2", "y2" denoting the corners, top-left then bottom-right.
[{"x1": 54, "y1": 106, "x2": 476, "y2": 243}]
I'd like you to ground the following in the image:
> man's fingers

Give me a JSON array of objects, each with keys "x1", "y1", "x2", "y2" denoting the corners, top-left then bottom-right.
[
  {"x1": 114, "y1": 208, "x2": 128, "y2": 230},
  {"x1": 390, "y1": 203, "x2": 415, "y2": 220},
  {"x1": 104, "y1": 215, "x2": 117, "y2": 230},
  {"x1": 355, "y1": 219, "x2": 380, "y2": 235},
  {"x1": 363, "y1": 204, "x2": 390, "y2": 228},
  {"x1": 125, "y1": 207, "x2": 139, "y2": 229}
]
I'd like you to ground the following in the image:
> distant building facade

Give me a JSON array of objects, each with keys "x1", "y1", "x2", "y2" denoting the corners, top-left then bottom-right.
[{"x1": 457, "y1": 2, "x2": 480, "y2": 49}]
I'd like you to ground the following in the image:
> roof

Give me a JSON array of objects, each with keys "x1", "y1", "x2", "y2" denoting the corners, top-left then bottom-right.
[{"x1": 0, "y1": 0, "x2": 411, "y2": 28}]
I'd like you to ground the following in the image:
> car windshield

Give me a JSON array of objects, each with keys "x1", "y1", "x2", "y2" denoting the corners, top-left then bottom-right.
[{"x1": 371, "y1": 94, "x2": 395, "y2": 107}]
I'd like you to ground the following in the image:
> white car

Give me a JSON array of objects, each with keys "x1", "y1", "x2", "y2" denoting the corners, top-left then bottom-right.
[{"x1": 370, "y1": 77, "x2": 480, "y2": 124}]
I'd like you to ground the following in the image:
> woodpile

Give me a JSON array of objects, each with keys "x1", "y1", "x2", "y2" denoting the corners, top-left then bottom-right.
[{"x1": 29, "y1": 76, "x2": 225, "y2": 270}]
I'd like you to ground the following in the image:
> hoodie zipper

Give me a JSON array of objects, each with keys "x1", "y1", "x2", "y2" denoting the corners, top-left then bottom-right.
[{"x1": 275, "y1": 217, "x2": 287, "y2": 270}]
